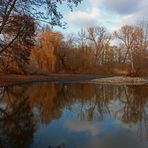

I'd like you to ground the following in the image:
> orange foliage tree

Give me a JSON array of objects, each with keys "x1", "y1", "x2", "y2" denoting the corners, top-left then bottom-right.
[{"x1": 30, "y1": 28, "x2": 63, "y2": 73}]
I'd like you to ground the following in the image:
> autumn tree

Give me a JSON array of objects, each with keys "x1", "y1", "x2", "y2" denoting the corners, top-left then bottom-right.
[
  {"x1": 30, "y1": 28, "x2": 63, "y2": 73},
  {"x1": 0, "y1": 0, "x2": 83, "y2": 31},
  {"x1": 56, "y1": 33, "x2": 96, "y2": 73},
  {"x1": 56, "y1": 41, "x2": 72, "y2": 72},
  {"x1": 0, "y1": 15, "x2": 36, "y2": 73},
  {"x1": 0, "y1": 0, "x2": 82, "y2": 73},
  {"x1": 86, "y1": 27, "x2": 111, "y2": 65},
  {"x1": 56, "y1": 34, "x2": 79, "y2": 73},
  {"x1": 114, "y1": 25, "x2": 148, "y2": 76}
]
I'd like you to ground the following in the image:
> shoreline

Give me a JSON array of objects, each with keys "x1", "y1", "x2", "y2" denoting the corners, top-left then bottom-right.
[
  {"x1": 0, "y1": 74, "x2": 147, "y2": 86},
  {"x1": 0, "y1": 73, "x2": 114, "y2": 86}
]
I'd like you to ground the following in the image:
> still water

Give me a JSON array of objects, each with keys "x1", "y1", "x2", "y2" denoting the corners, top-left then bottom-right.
[{"x1": 0, "y1": 83, "x2": 148, "y2": 148}]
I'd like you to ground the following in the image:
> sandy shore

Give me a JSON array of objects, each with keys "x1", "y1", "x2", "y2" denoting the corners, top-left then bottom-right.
[{"x1": 89, "y1": 76, "x2": 148, "y2": 85}]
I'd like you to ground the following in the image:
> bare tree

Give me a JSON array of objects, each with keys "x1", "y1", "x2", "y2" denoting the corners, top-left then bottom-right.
[
  {"x1": 86, "y1": 26, "x2": 111, "y2": 65},
  {"x1": 114, "y1": 25, "x2": 148, "y2": 76}
]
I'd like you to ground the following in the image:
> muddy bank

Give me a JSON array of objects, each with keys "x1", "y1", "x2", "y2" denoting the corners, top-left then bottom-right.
[{"x1": 0, "y1": 73, "x2": 115, "y2": 86}]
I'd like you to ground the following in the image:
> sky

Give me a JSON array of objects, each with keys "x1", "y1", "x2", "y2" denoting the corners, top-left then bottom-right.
[{"x1": 55, "y1": 0, "x2": 148, "y2": 34}]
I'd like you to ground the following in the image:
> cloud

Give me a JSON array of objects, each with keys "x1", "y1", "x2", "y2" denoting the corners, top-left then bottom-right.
[
  {"x1": 89, "y1": 0, "x2": 145, "y2": 15},
  {"x1": 103, "y1": 0, "x2": 142, "y2": 14},
  {"x1": 65, "y1": 8, "x2": 103, "y2": 28},
  {"x1": 117, "y1": 4, "x2": 148, "y2": 29},
  {"x1": 60, "y1": 0, "x2": 148, "y2": 34},
  {"x1": 88, "y1": 0, "x2": 102, "y2": 7}
]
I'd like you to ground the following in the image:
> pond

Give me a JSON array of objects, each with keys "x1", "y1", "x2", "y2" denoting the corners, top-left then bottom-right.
[{"x1": 0, "y1": 83, "x2": 147, "y2": 148}]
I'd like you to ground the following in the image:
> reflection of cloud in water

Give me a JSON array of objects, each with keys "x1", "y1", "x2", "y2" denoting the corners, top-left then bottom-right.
[
  {"x1": 87, "y1": 131, "x2": 143, "y2": 148},
  {"x1": 64, "y1": 120, "x2": 144, "y2": 148},
  {"x1": 65, "y1": 120, "x2": 100, "y2": 136},
  {"x1": 64, "y1": 117, "x2": 147, "y2": 148}
]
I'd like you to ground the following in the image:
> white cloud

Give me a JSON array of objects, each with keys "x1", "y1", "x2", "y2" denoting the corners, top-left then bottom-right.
[
  {"x1": 88, "y1": 0, "x2": 102, "y2": 7},
  {"x1": 116, "y1": 4, "x2": 148, "y2": 30},
  {"x1": 59, "y1": 0, "x2": 148, "y2": 34},
  {"x1": 65, "y1": 8, "x2": 103, "y2": 28},
  {"x1": 93, "y1": 0, "x2": 147, "y2": 30}
]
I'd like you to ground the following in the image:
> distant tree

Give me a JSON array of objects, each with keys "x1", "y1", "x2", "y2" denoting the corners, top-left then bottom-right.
[
  {"x1": 114, "y1": 25, "x2": 148, "y2": 76},
  {"x1": 86, "y1": 27, "x2": 111, "y2": 65},
  {"x1": 77, "y1": 29, "x2": 87, "y2": 48},
  {"x1": 56, "y1": 41, "x2": 71, "y2": 72},
  {"x1": 30, "y1": 28, "x2": 63, "y2": 73}
]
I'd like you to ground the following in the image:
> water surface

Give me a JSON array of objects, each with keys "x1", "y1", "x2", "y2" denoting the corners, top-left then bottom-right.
[{"x1": 0, "y1": 83, "x2": 147, "y2": 148}]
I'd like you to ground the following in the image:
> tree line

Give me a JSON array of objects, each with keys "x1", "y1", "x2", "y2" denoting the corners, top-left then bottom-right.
[
  {"x1": 30, "y1": 24, "x2": 148, "y2": 76},
  {"x1": 0, "y1": 0, "x2": 148, "y2": 76}
]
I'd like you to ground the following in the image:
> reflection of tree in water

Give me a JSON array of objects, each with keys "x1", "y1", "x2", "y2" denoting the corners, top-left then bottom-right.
[
  {"x1": 76, "y1": 84, "x2": 113, "y2": 121},
  {"x1": 120, "y1": 85, "x2": 148, "y2": 140},
  {"x1": 56, "y1": 84, "x2": 148, "y2": 140},
  {"x1": 28, "y1": 83, "x2": 63, "y2": 124},
  {"x1": 0, "y1": 83, "x2": 147, "y2": 147},
  {"x1": 0, "y1": 86, "x2": 35, "y2": 148}
]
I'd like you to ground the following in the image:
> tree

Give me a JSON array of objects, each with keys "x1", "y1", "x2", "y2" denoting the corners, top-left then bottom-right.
[
  {"x1": 56, "y1": 41, "x2": 71, "y2": 72},
  {"x1": 86, "y1": 26, "x2": 111, "y2": 65},
  {"x1": 30, "y1": 28, "x2": 63, "y2": 73},
  {"x1": 0, "y1": 0, "x2": 82, "y2": 73},
  {"x1": 0, "y1": 0, "x2": 83, "y2": 31},
  {"x1": 114, "y1": 25, "x2": 148, "y2": 76},
  {"x1": 0, "y1": 14, "x2": 36, "y2": 73}
]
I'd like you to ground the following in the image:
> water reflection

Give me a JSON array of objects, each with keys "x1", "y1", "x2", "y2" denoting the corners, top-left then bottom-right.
[
  {"x1": 0, "y1": 83, "x2": 147, "y2": 148},
  {"x1": 0, "y1": 86, "x2": 35, "y2": 148}
]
